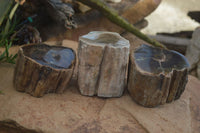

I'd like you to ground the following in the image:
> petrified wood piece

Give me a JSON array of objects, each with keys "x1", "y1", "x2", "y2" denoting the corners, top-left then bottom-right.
[
  {"x1": 78, "y1": 31, "x2": 130, "y2": 97},
  {"x1": 14, "y1": 44, "x2": 76, "y2": 97},
  {"x1": 11, "y1": 25, "x2": 42, "y2": 45},
  {"x1": 42, "y1": 0, "x2": 76, "y2": 29},
  {"x1": 128, "y1": 44, "x2": 190, "y2": 107}
]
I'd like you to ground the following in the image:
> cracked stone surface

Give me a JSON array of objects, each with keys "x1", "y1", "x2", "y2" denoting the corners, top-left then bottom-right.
[
  {"x1": 128, "y1": 44, "x2": 190, "y2": 107},
  {"x1": 134, "y1": 45, "x2": 190, "y2": 74}
]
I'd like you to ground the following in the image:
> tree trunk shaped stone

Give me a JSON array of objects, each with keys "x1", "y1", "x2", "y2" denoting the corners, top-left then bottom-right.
[
  {"x1": 78, "y1": 31, "x2": 130, "y2": 97},
  {"x1": 14, "y1": 44, "x2": 76, "y2": 97},
  {"x1": 128, "y1": 44, "x2": 190, "y2": 107}
]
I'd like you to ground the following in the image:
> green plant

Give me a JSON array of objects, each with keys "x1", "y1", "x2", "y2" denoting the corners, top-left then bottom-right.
[
  {"x1": 0, "y1": 1, "x2": 20, "y2": 64},
  {"x1": 0, "y1": 40, "x2": 18, "y2": 64},
  {"x1": 0, "y1": 0, "x2": 13, "y2": 27}
]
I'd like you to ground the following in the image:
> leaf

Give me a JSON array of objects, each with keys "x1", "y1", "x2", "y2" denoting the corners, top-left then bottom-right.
[
  {"x1": 3, "y1": 2, "x2": 19, "y2": 35},
  {"x1": 7, "y1": 53, "x2": 17, "y2": 64},
  {"x1": 9, "y1": 14, "x2": 18, "y2": 35},
  {"x1": 12, "y1": 53, "x2": 18, "y2": 59},
  {"x1": 0, "y1": 1, "x2": 19, "y2": 64},
  {"x1": 0, "y1": 0, "x2": 13, "y2": 27},
  {"x1": 5, "y1": 41, "x2": 10, "y2": 58},
  {"x1": 0, "y1": 50, "x2": 6, "y2": 61}
]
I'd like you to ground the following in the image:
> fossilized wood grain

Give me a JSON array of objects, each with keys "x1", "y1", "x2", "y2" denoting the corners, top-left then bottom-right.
[
  {"x1": 128, "y1": 44, "x2": 190, "y2": 107},
  {"x1": 41, "y1": 0, "x2": 76, "y2": 29},
  {"x1": 14, "y1": 44, "x2": 75, "y2": 97},
  {"x1": 78, "y1": 31, "x2": 130, "y2": 97}
]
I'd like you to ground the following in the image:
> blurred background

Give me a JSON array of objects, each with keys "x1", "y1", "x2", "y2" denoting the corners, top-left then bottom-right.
[{"x1": 142, "y1": 0, "x2": 200, "y2": 34}]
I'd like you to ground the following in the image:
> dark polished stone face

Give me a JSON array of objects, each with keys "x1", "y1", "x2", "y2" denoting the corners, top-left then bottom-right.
[
  {"x1": 134, "y1": 44, "x2": 190, "y2": 74},
  {"x1": 24, "y1": 44, "x2": 75, "y2": 69}
]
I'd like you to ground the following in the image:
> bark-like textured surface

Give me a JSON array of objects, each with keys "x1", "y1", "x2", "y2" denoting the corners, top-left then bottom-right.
[
  {"x1": 128, "y1": 44, "x2": 190, "y2": 107},
  {"x1": 14, "y1": 44, "x2": 75, "y2": 97},
  {"x1": 78, "y1": 31, "x2": 130, "y2": 97}
]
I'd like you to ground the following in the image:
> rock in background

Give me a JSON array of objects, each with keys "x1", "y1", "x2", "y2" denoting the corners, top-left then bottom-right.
[{"x1": 186, "y1": 27, "x2": 200, "y2": 70}]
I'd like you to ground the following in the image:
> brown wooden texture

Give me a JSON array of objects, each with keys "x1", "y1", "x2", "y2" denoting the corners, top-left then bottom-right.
[
  {"x1": 13, "y1": 44, "x2": 76, "y2": 97},
  {"x1": 128, "y1": 44, "x2": 190, "y2": 107},
  {"x1": 78, "y1": 31, "x2": 130, "y2": 97}
]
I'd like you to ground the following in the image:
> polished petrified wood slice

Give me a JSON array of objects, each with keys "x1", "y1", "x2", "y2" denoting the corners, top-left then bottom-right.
[
  {"x1": 78, "y1": 31, "x2": 130, "y2": 97},
  {"x1": 128, "y1": 44, "x2": 190, "y2": 107},
  {"x1": 14, "y1": 44, "x2": 76, "y2": 97}
]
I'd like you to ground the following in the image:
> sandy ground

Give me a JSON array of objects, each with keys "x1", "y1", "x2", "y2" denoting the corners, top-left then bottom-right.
[{"x1": 142, "y1": 0, "x2": 200, "y2": 35}]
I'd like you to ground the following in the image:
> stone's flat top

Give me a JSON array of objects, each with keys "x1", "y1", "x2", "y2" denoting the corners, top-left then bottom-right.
[
  {"x1": 22, "y1": 44, "x2": 75, "y2": 69},
  {"x1": 134, "y1": 44, "x2": 190, "y2": 74},
  {"x1": 80, "y1": 31, "x2": 130, "y2": 47}
]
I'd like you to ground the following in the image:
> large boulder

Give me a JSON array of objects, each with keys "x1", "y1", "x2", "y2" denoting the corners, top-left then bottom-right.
[{"x1": 0, "y1": 40, "x2": 199, "y2": 133}]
